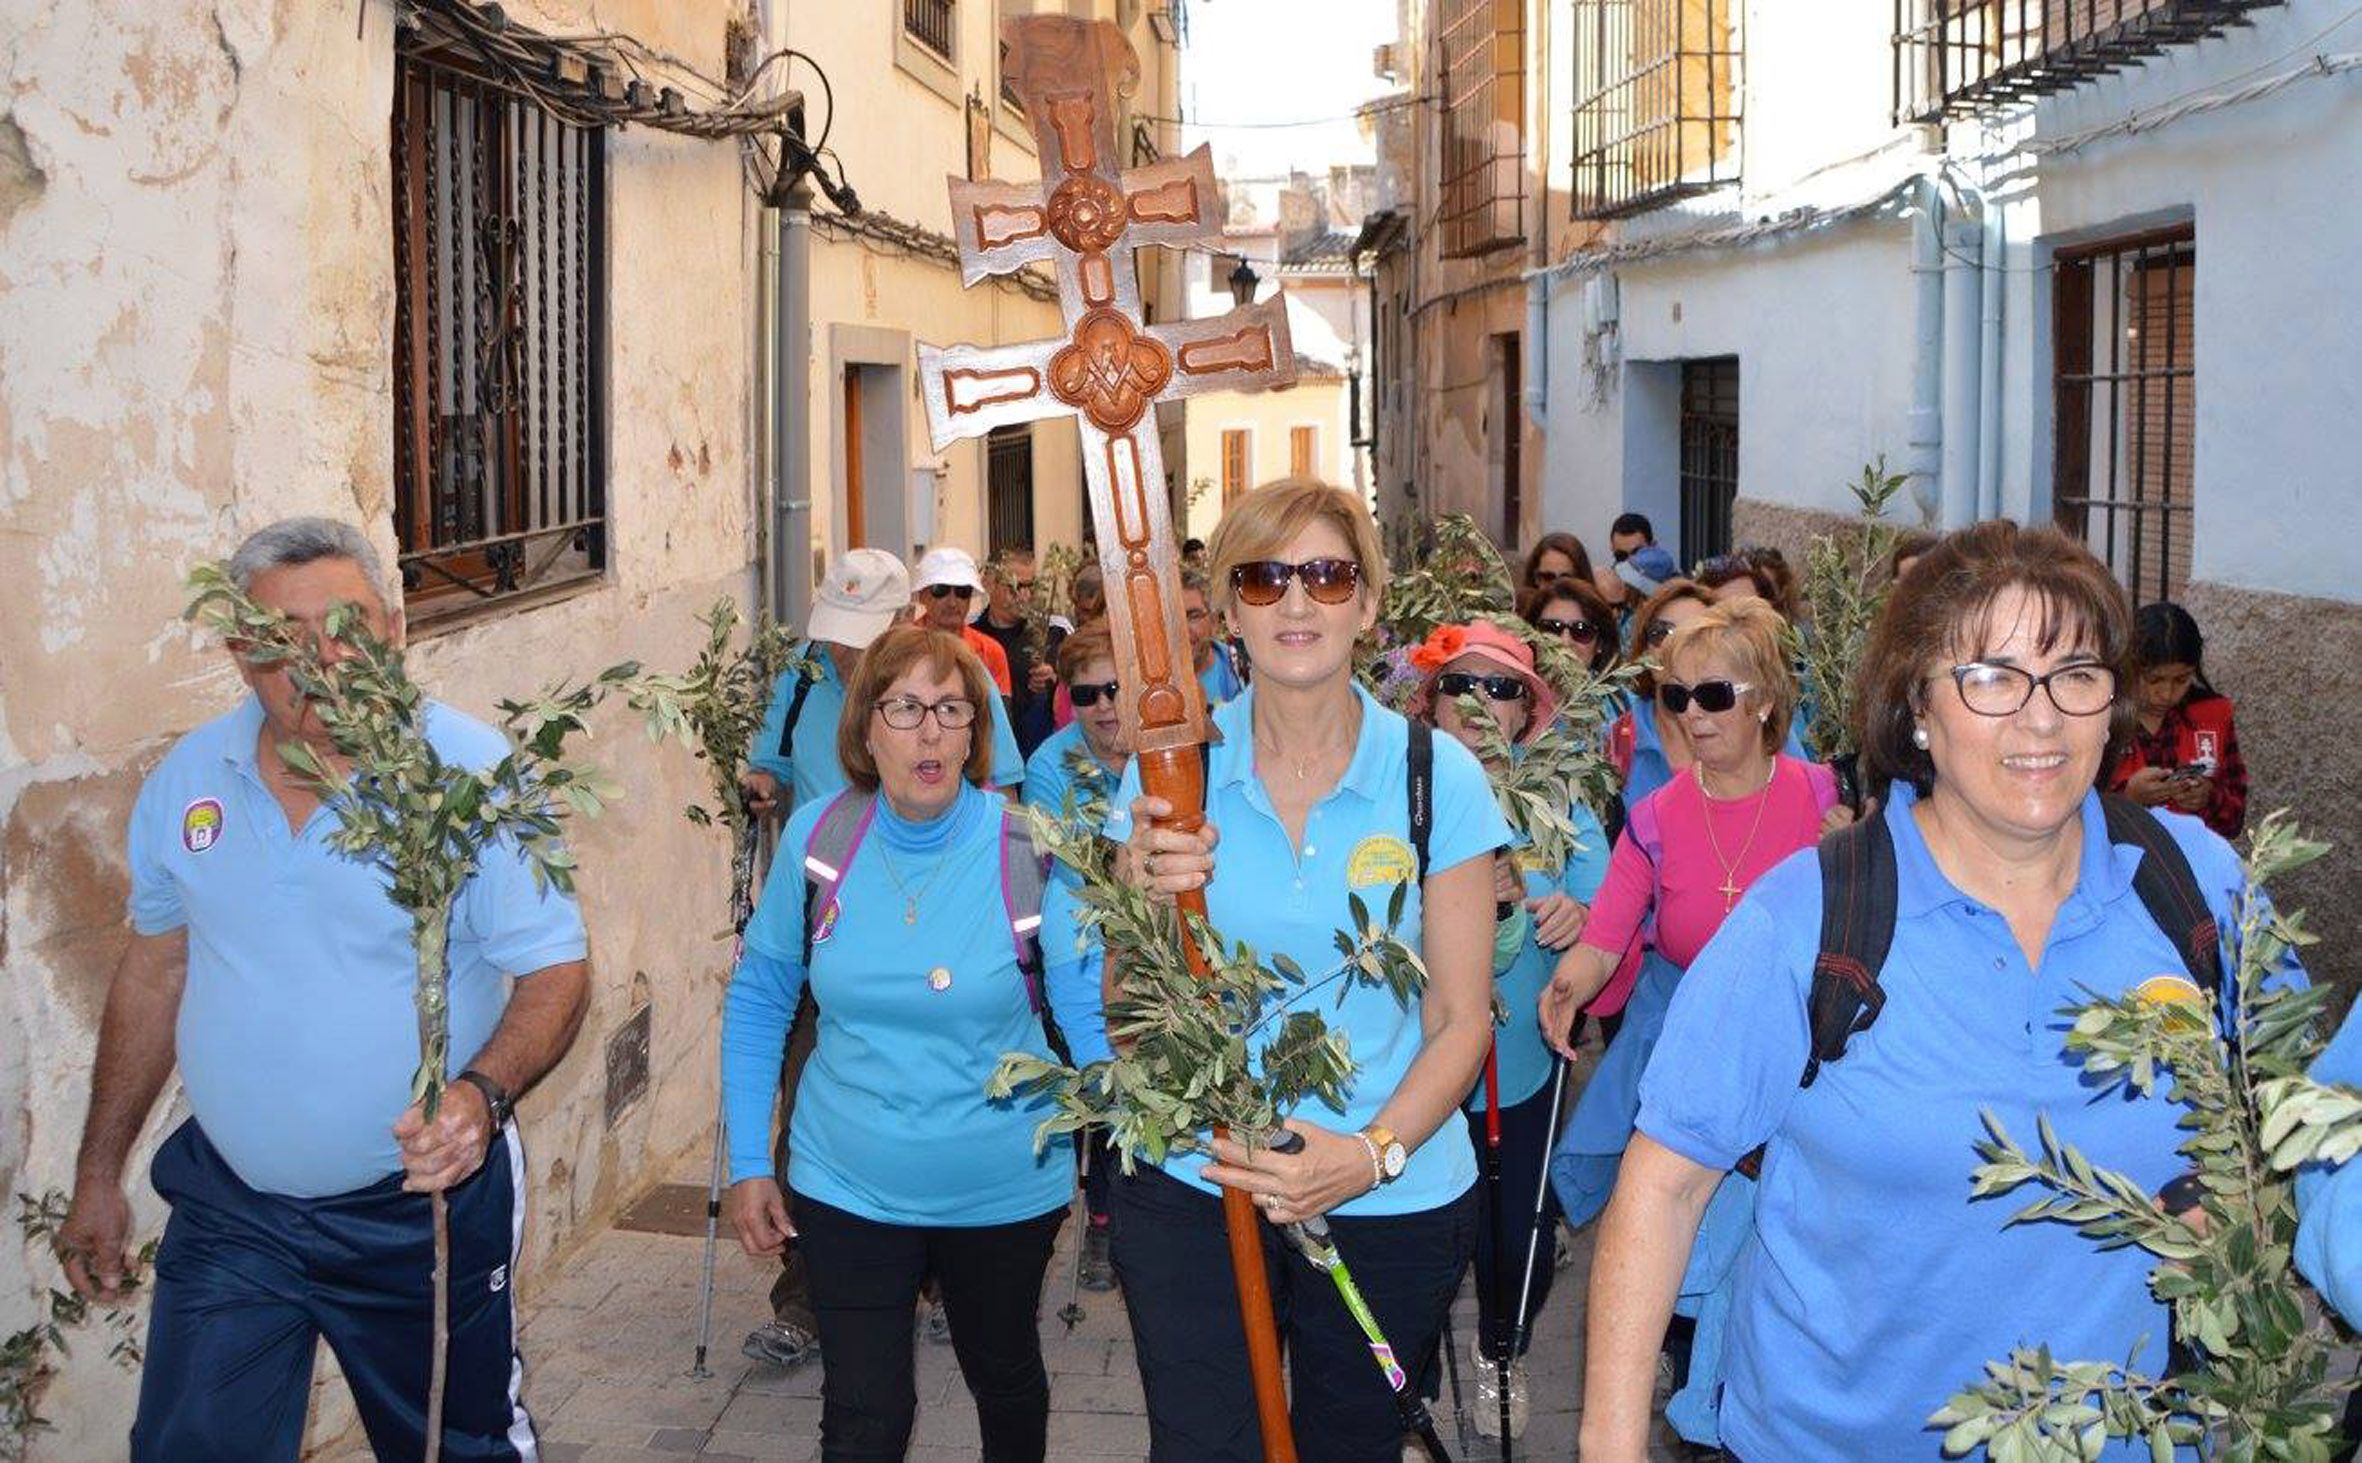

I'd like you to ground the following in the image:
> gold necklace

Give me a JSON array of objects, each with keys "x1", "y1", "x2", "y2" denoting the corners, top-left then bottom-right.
[
  {"x1": 871, "y1": 833, "x2": 980, "y2": 926},
  {"x1": 1700, "y1": 761, "x2": 1778, "y2": 912},
  {"x1": 1253, "y1": 701, "x2": 1362, "y2": 783}
]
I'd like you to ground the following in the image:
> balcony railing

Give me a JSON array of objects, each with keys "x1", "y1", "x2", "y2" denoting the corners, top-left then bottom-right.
[
  {"x1": 1896, "y1": 0, "x2": 2283, "y2": 121},
  {"x1": 904, "y1": 0, "x2": 955, "y2": 63},
  {"x1": 1569, "y1": 0, "x2": 1742, "y2": 221}
]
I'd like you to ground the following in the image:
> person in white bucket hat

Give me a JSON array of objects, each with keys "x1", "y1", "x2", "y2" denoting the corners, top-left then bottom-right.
[{"x1": 911, "y1": 546, "x2": 1015, "y2": 696}]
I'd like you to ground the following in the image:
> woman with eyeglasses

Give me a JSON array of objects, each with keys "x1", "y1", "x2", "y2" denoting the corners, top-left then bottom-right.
[
  {"x1": 721, "y1": 623, "x2": 1073, "y2": 1462},
  {"x1": 1520, "y1": 530, "x2": 1597, "y2": 599},
  {"x1": 1578, "y1": 522, "x2": 2301, "y2": 1461},
  {"x1": 1405, "y1": 620, "x2": 1609, "y2": 1439},
  {"x1": 1538, "y1": 599, "x2": 1845, "y2": 1450},
  {"x1": 1105, "y1": 478, "x2": 1509, "y2": 1461}
]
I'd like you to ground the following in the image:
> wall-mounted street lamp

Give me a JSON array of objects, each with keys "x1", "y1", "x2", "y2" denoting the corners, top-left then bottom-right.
[{"x1": 1227, "y1": 257, "x2": 1260, "y2": 308}]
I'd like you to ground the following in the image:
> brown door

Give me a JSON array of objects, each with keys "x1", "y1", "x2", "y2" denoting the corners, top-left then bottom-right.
[{"x1": 844, "y1": 367, "x2": 867, "y2": 548}]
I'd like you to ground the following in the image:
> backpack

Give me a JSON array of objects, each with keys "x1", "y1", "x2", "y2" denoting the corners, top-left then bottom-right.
[
  {"x1": 798, "y1": 789, "x2": 1070, "y2": 1066},
  {"x1": 1798, "y1": 792, "x2": 2222, "y2": 1088},
  {"x1": 774, "y1": 642, "x2": 824, "y2": 761}
]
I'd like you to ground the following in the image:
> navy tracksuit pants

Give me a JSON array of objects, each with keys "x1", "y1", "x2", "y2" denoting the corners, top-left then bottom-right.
[{"x1": 131, "y1": 1119, "x2": 537, "y2": 1462}]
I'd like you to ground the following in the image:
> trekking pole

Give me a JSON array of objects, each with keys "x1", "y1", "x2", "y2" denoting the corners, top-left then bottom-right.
[
  {"x1": 1481, "y1": 1045, "x2": 1510, "y2": 1460},
  {"x1": 1505, "y1": 1054, "x2": 1573, "y2": 1370},
  {"x1": 1441, "y1": 1312, "x2": 1472, "y2": 1451},
  {"x1": 1269, "y1": 1132, "x2": 1455, "y2": 1463},
  {"x1": 691, "y1": 824, "x2": 763, "y2": 1378},
  {"x1": 1056, "y1": 1132, "x2": 1091, "y2": 1330}
]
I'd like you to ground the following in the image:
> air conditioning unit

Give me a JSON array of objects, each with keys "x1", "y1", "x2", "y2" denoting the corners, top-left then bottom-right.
[{"x1": 1372, "y1": 43, "x2": 1398, "y2": 81}]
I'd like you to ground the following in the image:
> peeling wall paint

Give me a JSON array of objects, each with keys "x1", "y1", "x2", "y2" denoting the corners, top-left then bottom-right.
[{"x1": 0, "y1": 1, "x2": 766, "y2": 1453}]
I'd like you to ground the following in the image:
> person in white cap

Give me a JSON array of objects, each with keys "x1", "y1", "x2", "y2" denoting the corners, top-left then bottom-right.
[
  {"x1": 741, "y1": 549, "x2": 1024, "y2": 820},
  {"x1": 910, "y1": 546, "x2": 1015, "y2": 697}
]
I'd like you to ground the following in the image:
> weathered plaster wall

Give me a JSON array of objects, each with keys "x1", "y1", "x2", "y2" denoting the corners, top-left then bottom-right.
[{"x1": 1, "y1": 1, "x2": 762, "y2": 1453}]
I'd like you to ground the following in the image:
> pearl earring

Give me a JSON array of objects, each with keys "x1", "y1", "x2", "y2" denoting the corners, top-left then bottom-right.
[{"x1": 1912, "y1": 726, "x2": 1930, "y2": 750}]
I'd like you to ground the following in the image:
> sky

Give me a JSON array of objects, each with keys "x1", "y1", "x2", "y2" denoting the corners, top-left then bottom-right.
[{"x1": 1175, "y1": 0, "x2": 1399, "y2": 185}]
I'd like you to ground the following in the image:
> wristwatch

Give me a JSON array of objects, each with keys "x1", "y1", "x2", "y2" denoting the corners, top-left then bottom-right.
[
  {"x1": 1363, "y1": 1125, "x2": 1408, "y2": 1185},
  {"x1": 455, "y1": 1068, "x2": 515, "y2": 1129}
]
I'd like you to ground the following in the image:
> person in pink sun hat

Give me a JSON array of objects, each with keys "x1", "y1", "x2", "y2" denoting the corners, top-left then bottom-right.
[{"x1": 1406, "y1": 620, "x2": 1560, "y2": 750}]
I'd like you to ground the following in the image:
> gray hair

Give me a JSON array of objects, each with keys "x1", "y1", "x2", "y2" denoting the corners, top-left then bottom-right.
[{"x1": 226, "y1": 518, "x2": 390, "y2": 600}]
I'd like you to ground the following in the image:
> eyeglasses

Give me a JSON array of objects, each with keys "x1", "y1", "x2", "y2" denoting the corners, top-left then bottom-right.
[
  {"x1": 1945, "y1": 662, "x2": 2117, "y2": 718},
  {"x1": 1658, "y1": 679, "x2": 1753, "y2": 715},
  {"x1": 1004, "y1": 579, "x2": 1036, "y2": 593},
  {"x1": 873, "y1": 696, "x2": 979, "y2": 731},
  {"x1": 925, "y1": 584, "x2": 975, "y2": 601},
  {"x1": 1535, "y1": 617, "x2": 1599, "y2": 644},
  {"x1": 1436, "y1": 671, "x2": 1530, "y2": 703},
  {"x1": 1642, "y1": 618, "x2": 1680, "y2": 648},
  {"x1": 1531, "y1": 569, "x2": 1569, "y2": 588},
  {"x1": 1069, "y1": 680, "x2": 1120, "y2": 708},
  {"x1": 1229, "y1": 558, "x2": 1363, "y2": 607}
]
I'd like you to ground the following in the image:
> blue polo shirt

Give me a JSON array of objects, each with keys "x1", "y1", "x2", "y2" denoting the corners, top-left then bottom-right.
[
  {"x1": 126, "y1": 695, "x2": 587, "y2": 1199},
  {"x1": 1637, "y1": 784, "x2": 2299, "y2": 1459},
  {"x1": 721, "y1": 781, "x2": 1071, "y2": 1225},
  {"x1": 749, "y1": 641, "x2": 1025, "y2": 807},
  {"x1": 1472, "y1": 799, "x2": 1610, "y2": 1113},
  {"x1": 1199, "y1": 645, "x2": 1245, "y2": 706},
  {"x1": 1021, "y1": 721, "x2": 1120, "y2": 838},
  {"x1": 2297, "y1": 1005, "x2": 2362, "y2": 1326},
  {"x1": 1099, "y1": 684, "x2": 1510, "y2": 1217}
]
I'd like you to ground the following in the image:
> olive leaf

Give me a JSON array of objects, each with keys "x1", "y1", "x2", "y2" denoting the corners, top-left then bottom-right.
[{"x1": 1796, "y1": 458, "x2": 1917, "y2": 763}]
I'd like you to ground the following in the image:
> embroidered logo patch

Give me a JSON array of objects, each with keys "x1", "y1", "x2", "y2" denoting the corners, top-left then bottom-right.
[
  {"x1": 812, "y1": 902, "x2": 840, "y2": 946},
  {"x1": 181, "y1": 798, "x2": 225, "y2": 854},
  {"x1": 2133, "y1": 973, "x2": 2207, "y2": 1008},
  {"x1": 1346, "y1": 835, "x2": 1416, "y2": 889}
]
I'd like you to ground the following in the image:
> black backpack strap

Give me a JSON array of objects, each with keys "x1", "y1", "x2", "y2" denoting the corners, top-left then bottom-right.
[
  {"x1": 2099, "y1": 795, "x2": 2224, "y2": 994},
  {"x1": 1801, "y1": 812, "x2": 1902, "y2": 1090},
  {"x1": 1407, "y1": 719, "x2": 1434, "y2": 881},
  {"x1": 996, "y1": 807, "x2": 1073, "y2": 1068},
  {"x1": 777, "y1": 642, "x2": 823, "y2": 760}
]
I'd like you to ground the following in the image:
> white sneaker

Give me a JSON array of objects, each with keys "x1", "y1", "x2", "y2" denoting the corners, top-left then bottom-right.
[{"x1": 1470, "y1": 1339, "x2": 1529, "y2": 1440}]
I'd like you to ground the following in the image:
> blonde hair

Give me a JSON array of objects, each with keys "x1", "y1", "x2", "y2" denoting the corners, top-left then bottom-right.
[
  {"x1": 1205, "y1": 477, "x2": 1388, "y2": 614},
  {"x1": 836, "y1": 624, "x2": 997, "y2": 792},
  {"x1": 1660, "y1": 598, "x2": 1798, "y2": 754}
]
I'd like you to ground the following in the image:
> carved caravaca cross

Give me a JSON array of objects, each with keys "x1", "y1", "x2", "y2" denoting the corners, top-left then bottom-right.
[{"x1": 919, "y1": 16, "x2": 1296, "y2": 761}]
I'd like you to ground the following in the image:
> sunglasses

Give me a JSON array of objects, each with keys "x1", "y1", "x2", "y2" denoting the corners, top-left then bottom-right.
[
  {"x1": 1436, "y1": 671, "x2": 1530, "y2": 703},
  {"x1": 1535, "y1": 617, "x2": 1600, "y2": 643},
  {"x1": 1070, "y1": 680, "x2": 1120, "y2": 708},
  {"x1": 926, "y1": 584, "x2": 975, "y2": 601},
  {"x1": 1229, "y1": 557, "x2": 1362, "y2": 607},
  {"x1": 1642, "y1": 618, "x2": 1680, "y2": 648},
  {"x1": 1657, "y1": 679, "x2": 1754, "y2": 715}
]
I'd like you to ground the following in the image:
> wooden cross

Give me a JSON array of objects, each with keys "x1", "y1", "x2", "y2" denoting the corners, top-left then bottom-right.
[
  {"x1": 918, "y1": 18, "x2": 1299, "y2": 1461},
  {"x1": 918, "y1": 16, "x2": 1295, "y2": 765}
]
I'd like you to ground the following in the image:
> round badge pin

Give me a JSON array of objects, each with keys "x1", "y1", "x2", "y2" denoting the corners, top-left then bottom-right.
[{"x1": 927, "y1": 967, "x2": 953, "y2": 992}]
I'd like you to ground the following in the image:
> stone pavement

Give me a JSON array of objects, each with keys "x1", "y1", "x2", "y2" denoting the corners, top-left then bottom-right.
[{"x1": 459, "y1": 1165, "x2": 1690, "y2": 1462}]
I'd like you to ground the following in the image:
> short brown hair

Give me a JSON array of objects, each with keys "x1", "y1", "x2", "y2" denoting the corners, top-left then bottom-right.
[
  {"x1": 1661, "y1": 599, "x2": 1798, "y2": 754},
  {"x1": 1626, "y1": 578, "x2": 1716, "y2": 697},
  {"x1": 1521, "y1": 532, "x2": 1595, "y2": 591},
  {"x1": 835, "y1": 623, "x2": 997, "y2": 793},
  {"x1": 1206, "y1": 477, "x2": 1388, "y2": 614},
  {"x1": 1056, "y1": 621, "x2": 1116, "y2": 685},
  {"x1": 1857, "y1": 518, "x2": 2135, "y2": 798}
]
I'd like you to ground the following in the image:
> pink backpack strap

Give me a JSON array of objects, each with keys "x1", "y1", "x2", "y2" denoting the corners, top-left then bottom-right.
[{"x1": 800, "y1": 790, "x2": 878, "y2": 964}]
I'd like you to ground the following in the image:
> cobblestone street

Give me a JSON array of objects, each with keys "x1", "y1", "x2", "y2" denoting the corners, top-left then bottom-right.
[{"x1": 440, "y1": 1153, "x2": 1687, "y2": 1462}]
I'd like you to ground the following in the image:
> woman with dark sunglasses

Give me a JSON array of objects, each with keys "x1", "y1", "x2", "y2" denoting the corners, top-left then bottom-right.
[
  {"x1": 1517, "y1": 579, "x2": 1619, "y2": 677},
  {"x1": 1404, "y1": 620, "x2": 1610, "y2": 1441},
  {"x1": 1096, "y1": 478, "x2": 1509, "y2": 1461},
  {"x1": 1538, "y1": 599, "x2": 1847, "y2": 1454}
]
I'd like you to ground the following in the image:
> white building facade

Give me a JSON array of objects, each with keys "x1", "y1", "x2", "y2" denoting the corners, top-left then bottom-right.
[{"x1": 1536, "y1": 0, "x2": 2362, "y2": 980}]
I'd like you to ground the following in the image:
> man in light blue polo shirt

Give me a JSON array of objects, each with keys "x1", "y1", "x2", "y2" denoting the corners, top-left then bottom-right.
[
  {"x1": 741, "y1": 548, "x2": 1025, "y2": 817},
  {"x1": 56, "y1": 518, "x2": 588, "y2": 1463}
]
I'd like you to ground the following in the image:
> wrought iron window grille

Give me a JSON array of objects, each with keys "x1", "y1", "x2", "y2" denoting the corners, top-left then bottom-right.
[
  {"x1": 1570, "y1": 0, "x2": 1742, "y2": 221},
  {"x1": 906, "y1": 0, "x2": 957, "y2": 64},
  {"x1": 2052, "y1": 225, "x2": 2195, "y2": 606},
  {"x1": 1436, "y1": 0, "x2": 1527, "y2": 258},
  {"x1": 1895, "y1": 0, "x2": 2284, "y2": 123},
  {"x1": 393, "y1": 47, "x2": 608, "y2": 623},
  {"x1": 1679, "y1": 357, "x2": 1740, "y2": 562},
  {"x1": 986, "y1": 424, "x2": 1037, "y2": 556}
]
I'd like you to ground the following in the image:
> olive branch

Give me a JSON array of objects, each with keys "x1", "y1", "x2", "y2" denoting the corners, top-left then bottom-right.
[
  {"x1": 1795, "y1": 457, "x2": 1915, "y2": 764},
  {"x1": 1, "y1": 1192, "x2": 155, "y2": 1460},
  {"x1": 1934, "y1": 813, "x2": 2353, "y2": 1462}
]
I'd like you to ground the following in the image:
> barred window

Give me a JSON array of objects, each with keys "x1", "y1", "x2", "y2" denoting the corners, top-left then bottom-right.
[
  {"x1": 1569, "y1": 0, "x2": 1741, "y2": 220},
  {"x1": 393, "y1": 51, "x2": 607, "y2": 625},
  {"x1": 2054, "y1": 227, "x2": 2194, "y2": 605},
  {"x1": 987, "y1": 424, "x2": 1036, "y2": 556},
  {"x1": 906, "y1": 0, "x2": 956, "y2": 63},
  {"x1": 1896, "y1": 0, "x2": 2282, "y2": 122},
  {"x1": 1679, "y1": 357, "x2": 1739, "y2": 562},
  {"x1": 1435, "y1": 0, "x2": 1525, "y2": 258}
]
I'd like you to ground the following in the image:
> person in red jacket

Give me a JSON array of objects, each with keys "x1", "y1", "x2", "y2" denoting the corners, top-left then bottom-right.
[{"x1": 2110, "y1": 600, "x2": 2247, "y2": 838}]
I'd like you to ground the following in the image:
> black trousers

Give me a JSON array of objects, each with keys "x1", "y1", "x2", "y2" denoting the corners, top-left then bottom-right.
[
  {"x1": 1111, "y1": 1165, "x2": 1476, "y2": 1463},
  {"x1": 789, "y1": 1189, "x2": 1066, "y2": 1463},
  {"x1": 1463, "y1": 1080, "x2": 1564, "y2": 1358}
]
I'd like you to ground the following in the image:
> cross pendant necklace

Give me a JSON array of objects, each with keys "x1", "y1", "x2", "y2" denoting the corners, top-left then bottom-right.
[{"x1": 1700, "y1": 762, "x2": 1778, "y2": 912}]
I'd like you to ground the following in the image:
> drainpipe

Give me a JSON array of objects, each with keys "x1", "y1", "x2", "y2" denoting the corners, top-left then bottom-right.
[
  {"x1": 1907, "y1": 175, "x2": 1944, "y2": 523},
  {"x1": 772, "y1": 181, "x2": 814, "y2": 627},
  {"x1": 1522, "y1": 0, "x2": 1551, "y2": 440},
  {"x1": 1939, "y1": 187, "x2": 1983, "y2": 529},
  {"x1": 1976, "y1": 194, "x2": 2004, "y2": 522}
]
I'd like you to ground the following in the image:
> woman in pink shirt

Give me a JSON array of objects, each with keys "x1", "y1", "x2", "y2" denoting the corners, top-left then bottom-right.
[{"x1": 1536, "y1": 599, "x2": 1849, "y2": 1445}]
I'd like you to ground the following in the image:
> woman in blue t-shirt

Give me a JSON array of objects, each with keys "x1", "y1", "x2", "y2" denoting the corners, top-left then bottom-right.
[
  {"x1": 1111, "y1": 479, "x2": 1510, "y2": 1462},
  {"x1": 721, "y1": 625, "x2": 1072, "y2": 1463},
  {"x1": 1580, "y1": 522, "x2": 2305, "y2": 1461}
]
